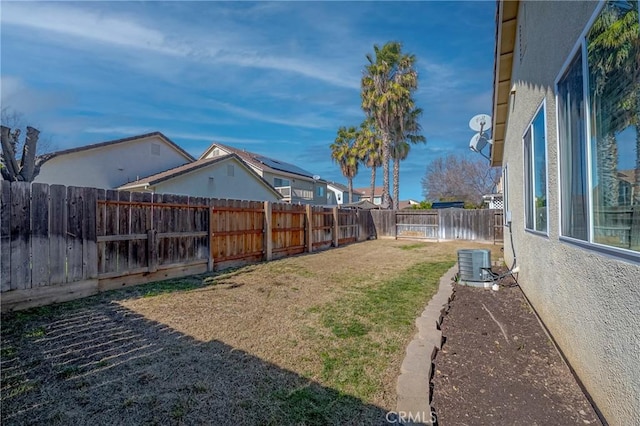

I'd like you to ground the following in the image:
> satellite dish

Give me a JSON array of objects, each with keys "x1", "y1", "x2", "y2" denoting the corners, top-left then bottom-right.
[
  {"x1": 469, "y1": 133, "x2": 491, "y2": 152},
  {"x1": 313, "y1": 175, "x2": 320, "y2": 181},
  {"x1": 469, "y1": 114, "x2": 492, "y2": 132}
]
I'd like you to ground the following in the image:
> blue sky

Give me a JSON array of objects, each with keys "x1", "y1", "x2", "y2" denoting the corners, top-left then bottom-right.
[{"x1": 1, "y1": 1, "x2": 496, "y2": 201}]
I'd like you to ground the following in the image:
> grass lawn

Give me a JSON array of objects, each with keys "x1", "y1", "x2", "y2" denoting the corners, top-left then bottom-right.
[{"x1": 1, "y1": 239, "x2": 497, "y2": 425}]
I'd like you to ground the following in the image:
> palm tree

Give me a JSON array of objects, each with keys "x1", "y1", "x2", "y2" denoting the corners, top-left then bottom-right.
[
  {"x1": 390, "y1": 107, "x2": 426, "y2": 209},
  {"x1": 361, "y1": 41, "x2": 418, "y2": 208},
  {"x1": 391, "y1": 141, "x2": 410, "y2": 209},
  {"x1": 587, "y1": 1, "x2": 639, "y2": 207},
  {"x1": 331, "y1": 126, "x2": 359, "y2": 203},
  {"x1": 355, "y1": 118, "x2": 383, "y2": 205}
]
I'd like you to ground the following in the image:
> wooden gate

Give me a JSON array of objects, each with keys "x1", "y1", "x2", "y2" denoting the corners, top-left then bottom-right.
[
  {"x1": 210, "y1": 199, "x2": 265, "y2": 269},
  {"x1": 271, "y1": 203, "x2": 306, "y2": 259}
]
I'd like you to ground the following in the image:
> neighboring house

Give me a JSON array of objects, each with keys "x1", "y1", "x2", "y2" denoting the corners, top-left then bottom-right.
[
  {"x1": 482, "y1": 193, "x2": 504, "y2": 210},
  {"x1": 119, "y1": 154, "x2": 282, "y2": 202},
  {"x1": 35, "y1": 132, "x2": 194, "y2": 189},
  {"x1": 354, "y1": 186, "x2": 384, "y2": 205},
  {"x1": 491, "y1": 1, "x2": 639, "y2": 424},
  {"x1": 200, "y1": 143, "x2": 327, "y2": 205},
  {"x1": 398, "y1": 199, "x2": 420, "y2": 210},
  {"x1": 326, "y1": 181, "x2": 363, "y2": 205}
]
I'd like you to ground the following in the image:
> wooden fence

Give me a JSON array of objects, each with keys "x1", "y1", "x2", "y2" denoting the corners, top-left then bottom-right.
[
  {"x1": 0, "y1": 182, "x2": 372, "y2": 311},
  {"x1": 371, "y1": 209, "x2": 504, "y2": 243}
]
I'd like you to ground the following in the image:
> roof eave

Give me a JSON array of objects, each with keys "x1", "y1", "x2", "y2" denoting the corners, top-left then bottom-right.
[{"x1": 490, "y1": 0, "x2": 519, "y2": 167}]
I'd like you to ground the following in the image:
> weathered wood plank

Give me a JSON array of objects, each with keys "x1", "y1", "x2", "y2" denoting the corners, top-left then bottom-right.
[
  {"x1": 83, "y1": 187, "x2": 98, "y2": 280},
  {"x1": 103, "y1": 190, "x2": 119, "y2": 275},
  {"x1": 31, "y1": 183, "x2": 50, "y2": 287},
  {"x1": 10, "y1": 181, "x2": 31, "y2": 289},
  {"x1": 49, "y1": 185, "x2": 67, "y2": 285},
  {"x1": 96, "y1": 189, "x2": 106, "y2": 274},
  {"x1": 118, "y1": 190, "x2": 131, "y2": 273},
  {"x1": 1, "y1": 180, "x2": 12, "y2": 291},
  {"x1": 1, "y1": 279, "x2": 99, "y2": 313},
  {"x1": 129, "y1": 192, "x2": 149, "y2": 270},
  {"x1": 98, "y1": 261, "x2": 208, "y2": 292},
  {"x1": 66, "y1": 186, "x2": 84, "y2": 282}
]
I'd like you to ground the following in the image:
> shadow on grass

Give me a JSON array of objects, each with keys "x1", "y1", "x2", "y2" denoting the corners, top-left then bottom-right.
[{"x1": 1, "y1": 281, "x2": 392, "y2": 425}]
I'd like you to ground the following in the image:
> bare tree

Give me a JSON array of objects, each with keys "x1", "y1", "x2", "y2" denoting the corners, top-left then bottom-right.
[
  {"x1": 1, "y1": 107, "x2": 50, "y2": 182},
  {"x1": 421, "y1": 154, "x2": 500, "y2": 206}
]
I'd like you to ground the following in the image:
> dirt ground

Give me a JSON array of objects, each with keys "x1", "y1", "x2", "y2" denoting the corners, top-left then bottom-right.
[
  {"x1": 431, "y1": 278, "x2": 603, "y2": 426},
  {"x1": 1, "y1": 239, "x2": 495, "y2": 425}
]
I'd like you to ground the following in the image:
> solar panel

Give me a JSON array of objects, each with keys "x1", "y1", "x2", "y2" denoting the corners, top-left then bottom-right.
[{"x1": 254, "y1": 155, "x2": 314, "y2": 178}]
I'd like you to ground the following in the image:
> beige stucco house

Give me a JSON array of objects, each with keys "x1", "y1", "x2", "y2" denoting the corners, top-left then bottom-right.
[
  {"x1": 35, "y1": 132, "x2": 194, "y2": 189},
  {"x1": 491, "y1": 1, "x2": 639, "y2": 424},
  {"x1": 119, "y1": 153, "x2": 282, "y2": 201},
  {"x1": 354, "y1": 186, "x2": 384, "y2": 205},
  {"x1": 200, "y1": 143, "x2": 328, "y2": 205}
]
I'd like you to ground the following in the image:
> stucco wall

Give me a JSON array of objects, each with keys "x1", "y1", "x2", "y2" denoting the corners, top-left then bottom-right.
[
  {"x1": 150, "y1": 159, "x2": 280, "y2": 202},
  {"x1": 35, "y1": 135, "x2": 191, "y2": 189},
  {"x1": 501, "y1": 2, "x2": 640, "y2": 424}
]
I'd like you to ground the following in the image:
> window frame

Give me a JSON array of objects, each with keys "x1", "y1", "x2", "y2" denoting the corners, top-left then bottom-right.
[
  {"x1": 522, "y1": 101, "x2": 549, "y2": 236},
  {"x1": 554, "y1": 0, "x2": 640, "y2": 262}
]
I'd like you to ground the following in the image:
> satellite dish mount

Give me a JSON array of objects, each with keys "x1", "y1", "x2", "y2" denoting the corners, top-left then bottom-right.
[{"x1": 468, "y1": 114, "x2": 493, "y2": 161}]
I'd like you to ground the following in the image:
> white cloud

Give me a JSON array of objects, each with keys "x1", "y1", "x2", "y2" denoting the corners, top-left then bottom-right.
[
  {"x1": 1, "y1": 3, "x2": 185, "y2": 56},
  {"x1": 1, "y1": 2, "x2": 359, "y2": 89},
  {"x1": 206, "y1": 100, "x2": 336, "y2": 130}
]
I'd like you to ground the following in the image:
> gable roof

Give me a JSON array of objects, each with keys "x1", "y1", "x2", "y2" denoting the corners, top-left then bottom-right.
[
  {"x1": 354, "y1": 186, "x2": 385, "y2": 197},
  {"x1": 326, "y1": 181, "x2": 364, "y2": 194},
  {"x1": 118, "y1": 153, "x2": 282, "y2": 198},
  {"x1": 343, "y1": 199, "x2": 380, "y2": 209},
  {"x1": 39, "y1": 131, "x2": 195, "y2": 163},
  {"x1": 201, "y1": 142, "x2": 317, "y2": 180}
]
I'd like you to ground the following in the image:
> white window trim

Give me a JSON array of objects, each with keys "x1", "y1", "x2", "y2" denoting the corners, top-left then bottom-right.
[
  {"x1": 553, "y1": 0, "x2": 640, "y2": 263},
  {"x1": 522, "y1": 100, "x2": 549, "y2": 237},
  {"x1": 502, "y1": 164, "x2": 510, "y2": 226}
]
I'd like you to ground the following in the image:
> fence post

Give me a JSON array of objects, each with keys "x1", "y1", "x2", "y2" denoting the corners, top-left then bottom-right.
[
  {"x1": 306, "y1": 204, "x2": 313, "y2": 253},
  {"x1": 264, "y1": 201, "x2": 273, "y2": 261},
  {"x1": 332, "y1": 207, "x2": 339, "y2": 247}
]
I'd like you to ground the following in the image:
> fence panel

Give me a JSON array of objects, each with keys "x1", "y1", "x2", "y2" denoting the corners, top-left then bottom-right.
[
  {"x1": 210, "y1": 199, "x2": 264, "y2": 269},
  {"x1": 396, "y1": 211, "x2": 438, "y2": 239},
  {"x1": 272, "y1": 203, "x2": 305, "y2": 259},
  {"x1": 338, "y1": 209, "x2": 359, "y2": 244},
  {"x1": 312, "y1": 206, "x2": 334, "y2": 250},
  {"x1": 494, "y1": 211, "x2": 504, "y2": 244},
  {"x1": 0, "y1": 181, "x2": 11, "y2": 291}
]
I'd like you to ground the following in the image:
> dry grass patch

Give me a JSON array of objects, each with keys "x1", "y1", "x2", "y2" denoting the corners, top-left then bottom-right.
[{"x1": 2, "y1": 239, "x2": 497, "y2": 425}]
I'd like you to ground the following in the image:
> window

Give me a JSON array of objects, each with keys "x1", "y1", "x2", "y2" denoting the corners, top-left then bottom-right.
[
  {"x1": 558, "y1": 0, "x2": 639, "y2": 254},
  {"x1": 523, "y1": 104, "x2": 547, "y2": 233},
  {"x1": 317, "y1": 186, "x2": 324, "y2": 197},
  {"x1": 227, "y1": 164, "x2": 234, "y2": 177},
  {"x1": 273, "y1": 177, "x2": 290, "y2": 187},
  {"x1": 151, "y1": 143, "x2": 160, "y2": 155}
]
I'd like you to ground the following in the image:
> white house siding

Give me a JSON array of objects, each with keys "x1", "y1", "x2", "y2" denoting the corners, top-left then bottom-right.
[
  {"x1": 501, "y1": 2, "x2": 639, "y2": 424},
  {"x1": 149, "y1": 160, "x2": 280, "y2": 202},
  {"x1": 35, "y1": 135, "x2": 190, "y2": 189}
]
